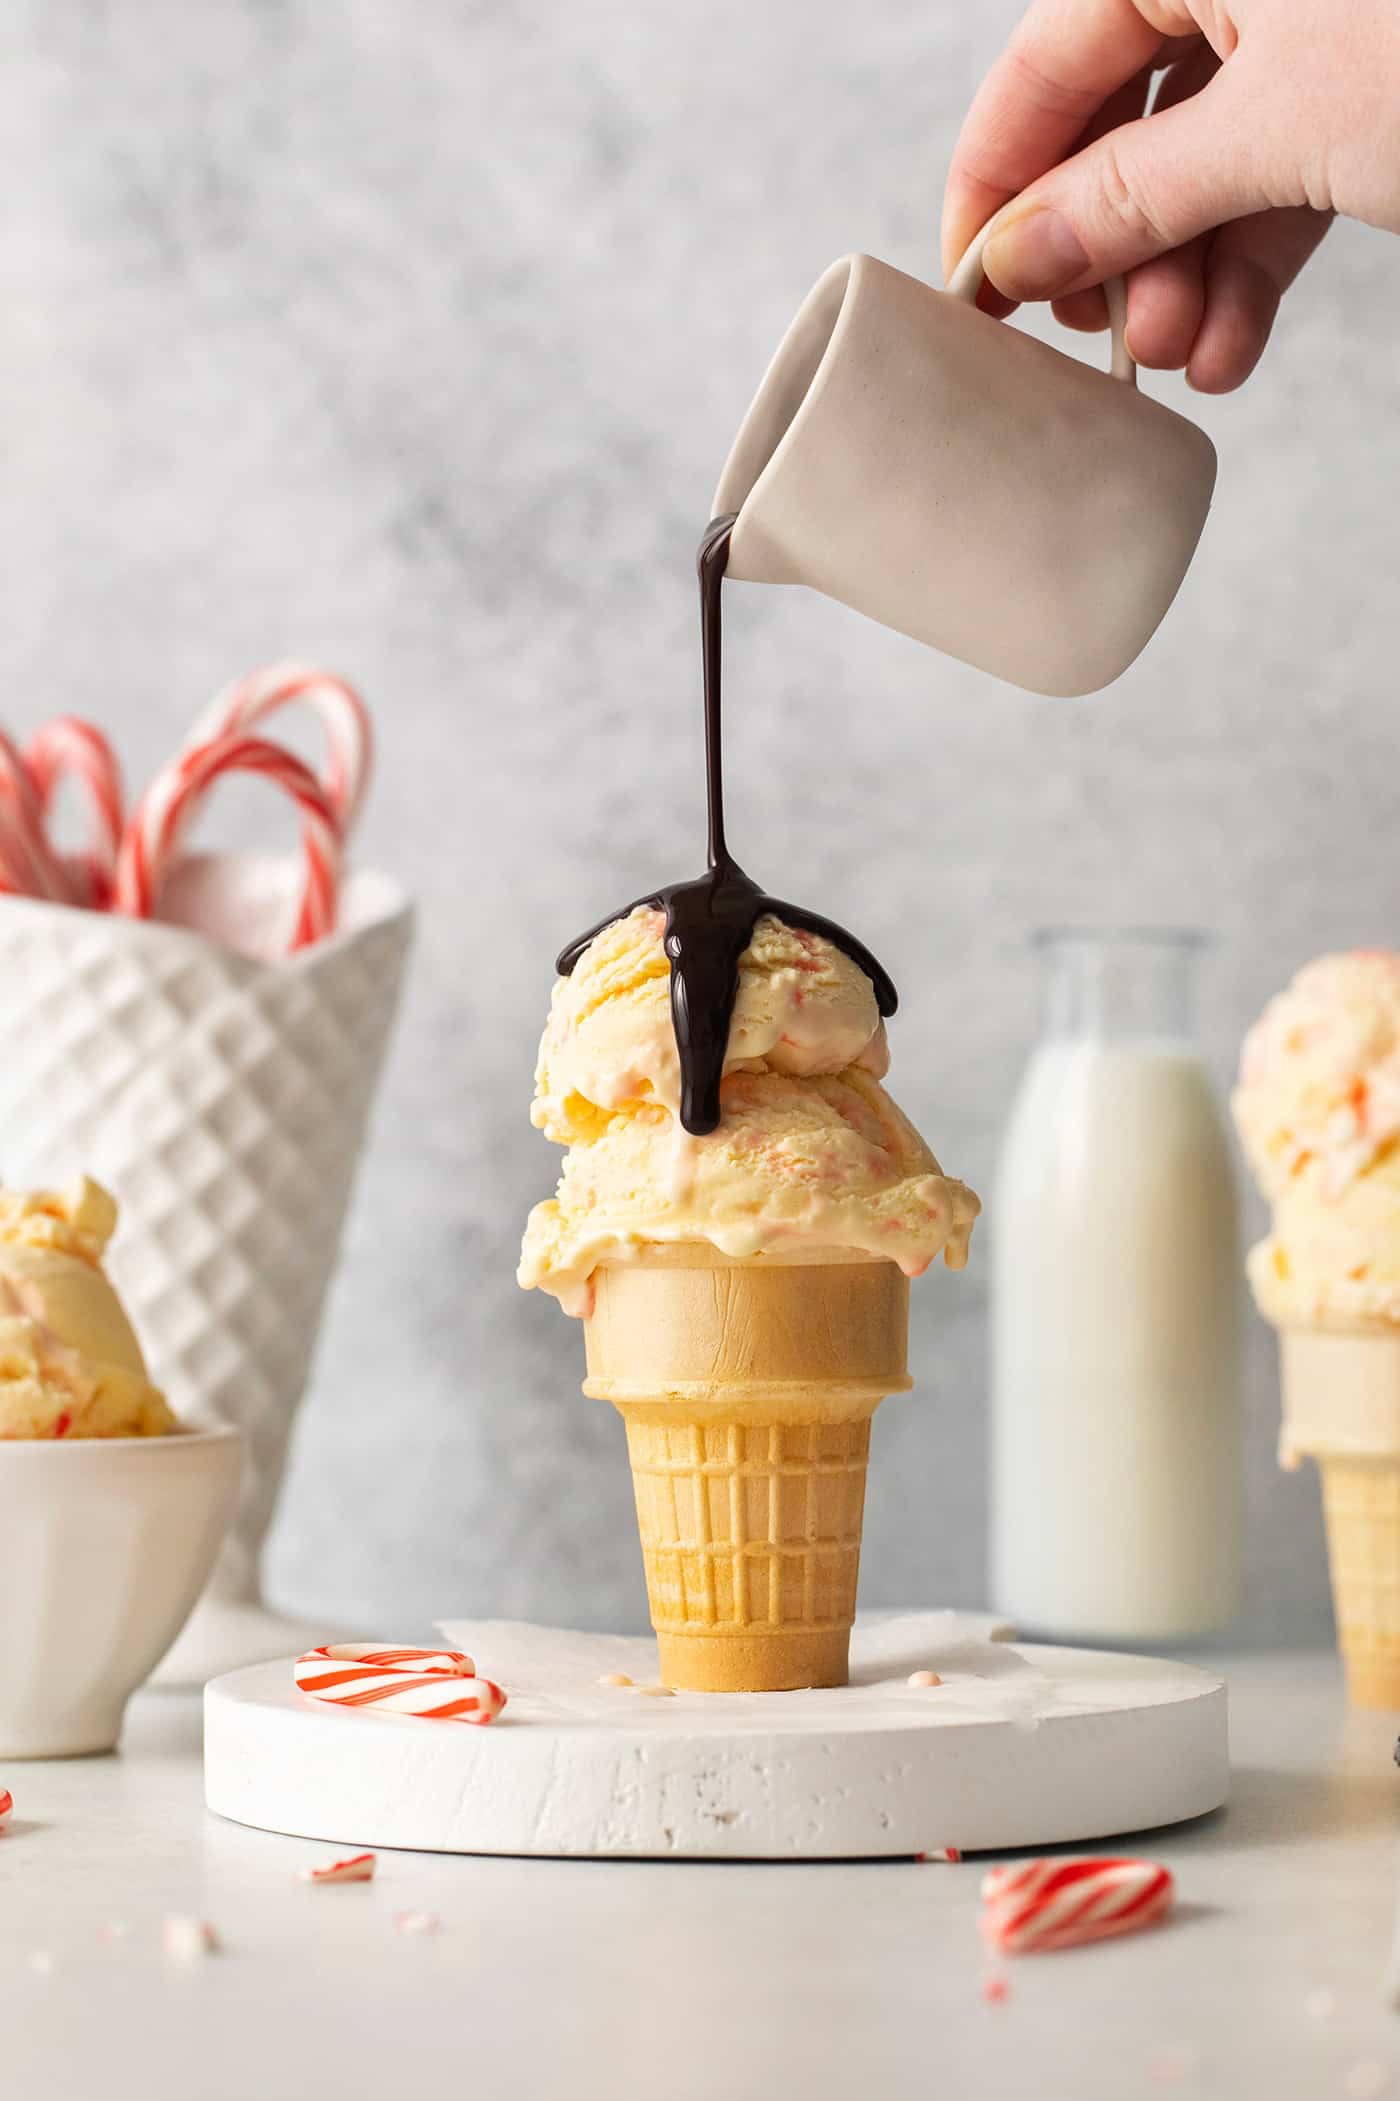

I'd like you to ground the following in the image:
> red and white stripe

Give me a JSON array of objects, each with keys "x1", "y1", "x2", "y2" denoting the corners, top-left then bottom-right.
[
  {"x1": 294, "y1": 1645, "x2": 507, "y2": 1725},
  {"x1": 26, "y1": 717, "x2": 125, "y2": 908},
  {"x1": 0, "y1": 732, "x2": 69, "y2": 902},
  {"x1": 981, "y1": 1858, "x2": 1174, "y2": 1954},
  {"x1": 0, "y1": 1787, "x2": 12, "y2": 1826},
  {"x1": 191, "y1": 661, "x2": 372, "y2": 832},
  {"x1": 300, "y1": 1852, "x2": 376, "y2": 1884},
  {"x1": 114, "y1": 733, "x2": 342, "y2": 950}
]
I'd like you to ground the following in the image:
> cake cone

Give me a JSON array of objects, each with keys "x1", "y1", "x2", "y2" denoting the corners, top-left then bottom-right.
[
  {"x1": 583, "y1": 1244, "x2": 911, "y2": 1693},
  {"x1": 1280, "y1": 1325, "x2": 1400, "y2": 1709}
]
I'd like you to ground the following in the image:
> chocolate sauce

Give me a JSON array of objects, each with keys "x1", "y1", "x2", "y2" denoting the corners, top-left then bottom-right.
[{"x1": 557, "y1": 514, "x2": 897, "y2": 1136}]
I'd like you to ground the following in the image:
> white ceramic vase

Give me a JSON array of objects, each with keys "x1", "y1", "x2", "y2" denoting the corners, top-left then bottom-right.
[{"x1": 0, "y1": 857, "x2": 412, "y2": 1682}]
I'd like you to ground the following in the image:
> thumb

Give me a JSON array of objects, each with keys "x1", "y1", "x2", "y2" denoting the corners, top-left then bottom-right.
[{"x1": 982, "y1": 72, "x2": 1275, "y2": 301}]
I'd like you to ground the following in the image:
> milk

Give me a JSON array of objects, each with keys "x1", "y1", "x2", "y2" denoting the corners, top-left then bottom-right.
[{"x1": 991, "y1": 1013, "x2": 1242, "y2": 1641}]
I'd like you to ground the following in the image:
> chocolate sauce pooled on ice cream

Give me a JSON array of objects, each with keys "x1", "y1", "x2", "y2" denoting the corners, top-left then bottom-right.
[{"x1": 557, "y1": 515, "x2": 897, "y2": 1136}]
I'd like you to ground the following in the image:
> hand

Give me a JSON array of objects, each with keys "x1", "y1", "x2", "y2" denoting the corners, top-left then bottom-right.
[{"x1": 941, "y1": 1, "x2": 1400, "y2": 391}]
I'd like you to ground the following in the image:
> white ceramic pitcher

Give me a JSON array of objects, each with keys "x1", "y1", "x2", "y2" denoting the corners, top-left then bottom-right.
[{"x1": 713, "y1": 224, "x2": 1217, "y2": 697}]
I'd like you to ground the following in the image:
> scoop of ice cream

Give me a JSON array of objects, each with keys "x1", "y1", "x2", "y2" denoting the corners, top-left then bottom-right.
[
  {"x1": 1234, "y1": 952, "x2": 1400, "y2": 1331},
  {"x1": 520, "y1": 1064, "x2": 980, "y2": 1316},
  {"x1": 1233, "y1": 952, "x2": 1400, "y2": 1203},
  {"x1": 0, "y1": 1179, "x2": 175, "y2": 1438},
  {"x1": 1247, "y1": 1151, "x2": 1400, "y2": 1328},
  {"x1": 532, "y1": 905, "x2": 889, "y2": 1147}
]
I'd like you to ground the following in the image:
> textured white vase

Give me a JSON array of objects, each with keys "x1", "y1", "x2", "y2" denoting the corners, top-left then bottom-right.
[{"x1": 0, "y1": 856, "x2": 412, "y2": 1682}]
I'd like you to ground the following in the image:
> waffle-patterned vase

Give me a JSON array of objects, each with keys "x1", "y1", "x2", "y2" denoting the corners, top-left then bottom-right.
[
  {"x1": 583, "y1": 1245, "x2": 910, "y2": 1692},
  {"x1": 0, "y1": 860, "x2": 412, "y2": 1677}
]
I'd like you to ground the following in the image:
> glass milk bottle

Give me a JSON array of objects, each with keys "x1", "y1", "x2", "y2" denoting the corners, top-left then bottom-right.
[{"x1": 991, "y1": 930, "x2": 1241, "y2": 1640}]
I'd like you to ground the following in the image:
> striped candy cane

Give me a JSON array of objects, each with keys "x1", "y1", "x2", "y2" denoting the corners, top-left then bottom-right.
[
  {"x1": 114, "y1": 734, "x2": 342, "y2": 951},
  {"x1": 301, "y1": 1853, "x2": 376, "y2": 1884},
  {"x1": 981, "y1": 1858, "x2": 1174, "y2": 1954},
  {"x1": 0, "y1": 1787, "x2": 12, "y2": 1825},
  {"x1": 294, "y1": 1645, "x2": 507, "y2": 1725},
  {"x1": 0, "y1": 732, "x2": 69, "y2": 902},
  {"x1": 191, "y1": 661, "x2": 372, "y2": 831},
  {"x1": 26, "y1": 718, "x2": 125, "y2": 909}
]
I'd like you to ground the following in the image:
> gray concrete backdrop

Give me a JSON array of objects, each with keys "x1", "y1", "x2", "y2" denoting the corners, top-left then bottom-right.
[{"x1": 4, "y1": 0, "x2": 1396, "y2": 1644}]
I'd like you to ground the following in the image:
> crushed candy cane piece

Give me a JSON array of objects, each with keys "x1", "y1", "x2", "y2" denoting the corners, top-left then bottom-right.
[
  {"x1": 294, "y1": 1645, "x2": 505, "y2": 1724},
  {"x1": 982, "y1": 1857, "x2": 1174, "y2": 1955},
  {"x1": 907, "y1": 1670, "x2": 942, "y2": 1687},
  {"x1": 162, "y1": 1917, "x2": 220, "y2": 1963},
  {"x1": 301, "y1": 1852, "x2": 376, "y2": 1885},
  {"x1": 981, "y1": 1973, "x2": 1009, "y2": 2004},
  {"x1": 917, "y1": 1848, "x2": 963, "y2": 1863},
  {"x1": 0, "y1": 1787, "x2": 12, "y2": 1825}
]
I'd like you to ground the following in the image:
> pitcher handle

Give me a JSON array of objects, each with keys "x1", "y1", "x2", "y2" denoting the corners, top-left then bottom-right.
[{"x1": 946, "y1": 217, "x2": 1136, "y2": 389}]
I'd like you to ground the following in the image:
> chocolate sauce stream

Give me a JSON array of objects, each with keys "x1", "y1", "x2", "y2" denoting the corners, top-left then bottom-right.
[{"x1": 557, "y1": 514, "x2": 897, "y2": 1137}]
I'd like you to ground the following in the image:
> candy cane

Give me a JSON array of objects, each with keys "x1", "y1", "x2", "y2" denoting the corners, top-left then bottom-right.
[
  {"x1": 25, "y1": 718, "x2": 125, "y2": 909},
  {"x1": 981, "y1": 1859, "x2": 1174, "y2": 1954},
  {"x1": 300, "y1": 1853, "x2": 376, "y2": 1884},
  {"x1": 0, "y1": 732, "x2": 69, "y2": 902},
  {"x1": 294, "y1": 1645, "x2": 507, "y2": 1724},
  {"x1": 0, "y1": 1787, "x2": 12, "y2": 1825},
  {"x1": 191, "y1": 661, "x2": 372, "y2": 832},
  {"x1": 114, "y1": 734, "x2": 342, "y2": 950}
]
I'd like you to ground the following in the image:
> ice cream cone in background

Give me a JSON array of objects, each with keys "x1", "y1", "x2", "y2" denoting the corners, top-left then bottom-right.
[
  {"x1": 1234, "y1": 953, "x2": 1400, "y2": 1708},
  {"x1": 583, "y1": 1245, "x2": 909, "y2": 1692},
  {"x1": 1277, "y1": 1325, "x2": 1400, "y2": 1709}
]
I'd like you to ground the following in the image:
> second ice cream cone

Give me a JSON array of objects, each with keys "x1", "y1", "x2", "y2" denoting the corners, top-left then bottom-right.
[
  {"x1": 584, "y1": 1245, "x2": 910, "y2": 1693},
  {"x1": 1280, "y1": 1325, "x2": 1400, "y2": 1709}
]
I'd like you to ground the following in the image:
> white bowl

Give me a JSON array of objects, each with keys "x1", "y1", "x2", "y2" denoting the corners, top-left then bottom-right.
[{"x1": 0, "y1": 1425, "x2": 241, "y2": 1757}]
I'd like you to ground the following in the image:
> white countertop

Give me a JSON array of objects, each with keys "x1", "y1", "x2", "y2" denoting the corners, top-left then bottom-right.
[{"x1": 5, "y1": 1651, "x2": 1398, "y2": 2101}]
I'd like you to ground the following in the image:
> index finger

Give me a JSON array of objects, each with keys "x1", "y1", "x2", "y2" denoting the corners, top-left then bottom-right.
[{"x1": 940, "y1": 0, "x2": 1195, "y2": 278}]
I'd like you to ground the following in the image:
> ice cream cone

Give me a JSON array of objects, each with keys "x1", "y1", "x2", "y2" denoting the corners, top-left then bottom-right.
[
  {"x1": 583, "y1": 1244, "x2": 911, "y2": 1693},
  {"x1": 1280, "y1": 1325, "x2": 1400, "y2": 1709}
]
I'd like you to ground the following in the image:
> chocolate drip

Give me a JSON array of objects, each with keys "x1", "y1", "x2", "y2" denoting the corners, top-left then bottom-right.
[{"x1": 557, "y1": 514, "x2": 897, "y2": 1137}]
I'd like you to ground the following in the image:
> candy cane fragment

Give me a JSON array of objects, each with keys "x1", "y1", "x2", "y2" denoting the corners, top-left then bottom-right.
[
  {"x1": 981, "y1": 1858, "x2": 1174, "y2": 1954},
  {"x1": 301, "y1": 1852, "x2": 376, "y2": 1884},
  {"x1": 294, "y1": 1645, "x2": 506, "y2": 1725}
]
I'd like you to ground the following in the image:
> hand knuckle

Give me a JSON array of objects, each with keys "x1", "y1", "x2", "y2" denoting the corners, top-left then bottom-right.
[{"x1": 1097, "y1": 136, "x2": 1174, "y2": 250}]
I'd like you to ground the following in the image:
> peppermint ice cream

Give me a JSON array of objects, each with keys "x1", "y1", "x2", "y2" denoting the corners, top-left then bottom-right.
[
  {"x1": 520, "y1": 905, "x2": 978, "y2": 1315},
  {"x1": 1234, "y1": 950, "x2": 1400, "y2": 1327},
  {"x1": 0, "y1": 1178, "x2": 174, "y2": 1439}
]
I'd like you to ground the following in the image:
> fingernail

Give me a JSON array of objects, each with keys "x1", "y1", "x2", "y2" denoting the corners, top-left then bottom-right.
[{"x1": 984, "y1": 209, "x2": 1091, "y2": 300}]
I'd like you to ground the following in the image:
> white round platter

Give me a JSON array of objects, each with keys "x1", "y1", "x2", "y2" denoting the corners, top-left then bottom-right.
[{"x1": 203, "y1": 1610, "x2": 1227, "y2": 1860}]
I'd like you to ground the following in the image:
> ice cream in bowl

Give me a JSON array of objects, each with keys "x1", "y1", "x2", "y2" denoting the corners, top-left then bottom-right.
[
  {"x1": 0, "y1": 1177, "x2": 240, "y2": 1754},
  {"x1": 1234, "y1": 952, "x2": 1400, "y2": 1707},
  {"x1": 520, "y1": 906, "x2": 979, "y2": 1693}
]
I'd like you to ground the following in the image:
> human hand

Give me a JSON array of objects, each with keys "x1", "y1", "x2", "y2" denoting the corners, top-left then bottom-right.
[{"x1": 941, "y1": 1, "x2": 1400, "y2": 391}]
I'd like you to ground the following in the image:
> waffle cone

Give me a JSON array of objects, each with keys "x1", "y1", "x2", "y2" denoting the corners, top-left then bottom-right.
[
  {"x1": 583, "y1": 1245, "x2": 911, "y2": 1692},
  {"x1": 1280, "y1": 1326, "x2": 1400, "y2": 1709}
]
